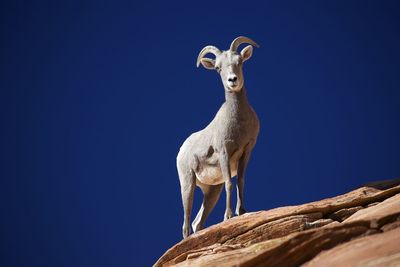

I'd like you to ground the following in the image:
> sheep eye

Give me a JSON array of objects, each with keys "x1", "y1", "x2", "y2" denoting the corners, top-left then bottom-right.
[{"x1": 215, "y1": 66, "x2": 221, "y2": 72}]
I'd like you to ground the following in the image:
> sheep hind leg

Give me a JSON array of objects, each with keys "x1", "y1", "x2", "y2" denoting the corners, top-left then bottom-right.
[{"x1": 192, "y1": 181, "x2": 223, "y2": 233}]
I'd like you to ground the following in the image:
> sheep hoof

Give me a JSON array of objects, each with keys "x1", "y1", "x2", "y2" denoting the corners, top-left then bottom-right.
[
  {"x1": 224, "y1": 209, "x2": 233, "y2": 221},
  {"x1": 236, "y1": 207, "x2": 247, "y2": 216}
]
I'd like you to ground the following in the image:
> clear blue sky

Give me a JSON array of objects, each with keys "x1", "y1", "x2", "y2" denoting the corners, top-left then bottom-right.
[{"x1": 1, "y1": 0, "x2": 400, "y2": 266}]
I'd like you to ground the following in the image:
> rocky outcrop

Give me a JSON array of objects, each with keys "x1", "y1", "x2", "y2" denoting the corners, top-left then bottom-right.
[{"x1": 155, "y1": 178, "x2": 400, "y2": 267}]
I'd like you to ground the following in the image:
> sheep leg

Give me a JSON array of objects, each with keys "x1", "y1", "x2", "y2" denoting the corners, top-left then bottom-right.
[
  {"x1": 178, "y1": 165, "x2": 196, "y2": 239},
  {"x1": 220, "y1": 147, "x2": 233, "y2": 221},
  {"x1": 192, "y1": 182, "x2": 223, "y2": 232},
  {"x1": 236, "y1": 147, "x2": 252, "y2": 216}
]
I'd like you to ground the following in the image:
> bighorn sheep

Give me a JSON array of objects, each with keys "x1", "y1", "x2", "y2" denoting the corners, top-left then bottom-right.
[{"x1": 177, "y1": 36, "x2": 260, "y2": 238}]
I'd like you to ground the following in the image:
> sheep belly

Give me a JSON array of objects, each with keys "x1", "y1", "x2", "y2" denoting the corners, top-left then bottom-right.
[{"x1": 195, "y1": 163, "x2": 238, "y2": 185}]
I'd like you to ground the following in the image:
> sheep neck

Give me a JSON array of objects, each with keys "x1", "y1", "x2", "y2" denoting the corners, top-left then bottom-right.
[{"x1": 224, "y1": 86, "x2": 249, "y2": 111}]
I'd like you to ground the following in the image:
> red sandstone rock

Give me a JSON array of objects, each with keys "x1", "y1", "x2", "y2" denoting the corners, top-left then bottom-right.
[
  {"x1": 303, "y1": 227, "x2": 400, "y2": 267},
  {"x1": 154, "y1": 178, "x2": 400, "y2": 267}
]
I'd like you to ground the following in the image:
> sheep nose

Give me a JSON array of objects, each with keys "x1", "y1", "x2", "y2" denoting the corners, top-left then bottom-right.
[{"x1": 228, "y1": 76, "x2": 237, "y2": 82}]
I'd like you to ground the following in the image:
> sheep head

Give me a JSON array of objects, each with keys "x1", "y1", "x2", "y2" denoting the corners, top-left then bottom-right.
[{"x1": 196, "y1": 36, "x2": 259, "y2": 92}]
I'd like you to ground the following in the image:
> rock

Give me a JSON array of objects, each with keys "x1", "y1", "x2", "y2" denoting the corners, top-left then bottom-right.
[
  {"x1": 367, "y1": 202, "x2": 380, "y2": 208},
  {"x1": 381, "y1": 219, "x2": 400, "y2": 232},
  {"x1": 303, "y1": 227, "x2": 400, "y2": 267},
  {"x1": 304, "y1": 218, "x2": 334, "y2": 229},
  {"x1": 154, "y1": 178, "x2": 400, "y2": 267},
  {"x1": 224, "y1": 212, "x2": 323, "y2": 246},
  {"x1": 329, "y1": 206, "x2": 363, "y2": 222},
  {"x1": 344, "y1": 193, "x2": 400, "y2": 226}
]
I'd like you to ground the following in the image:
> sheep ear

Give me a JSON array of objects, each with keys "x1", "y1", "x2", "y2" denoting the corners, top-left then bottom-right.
[
  {"x1": 240, "y1": 45, "x2": 253, "y2": 62},
  {"x1": 200, "y1": 58, "x2": 216, "y2": 70}
]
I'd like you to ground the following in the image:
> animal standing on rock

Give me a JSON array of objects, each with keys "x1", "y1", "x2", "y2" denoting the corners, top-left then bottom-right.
[{"x1": 177, "y1": 36, "x2": 261, "y2": 239}]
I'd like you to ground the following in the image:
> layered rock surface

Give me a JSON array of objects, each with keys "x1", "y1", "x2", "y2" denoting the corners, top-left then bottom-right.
[{"x1": 155, "y1": 178, "x2": 400, "y2": 267}]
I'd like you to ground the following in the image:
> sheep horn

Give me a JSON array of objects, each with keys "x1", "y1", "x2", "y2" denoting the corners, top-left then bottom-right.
[
  {"x1": 230, "y1": 36, "x2": 260, "y2": 52},
  {"x1": 196, "y1": 46, "x2": 221, "y2": 67}
]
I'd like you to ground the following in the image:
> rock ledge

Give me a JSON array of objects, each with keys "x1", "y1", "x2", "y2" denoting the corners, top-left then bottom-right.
[{"x1": 155, "y1": 178, "x2": 400, "y2": 267}]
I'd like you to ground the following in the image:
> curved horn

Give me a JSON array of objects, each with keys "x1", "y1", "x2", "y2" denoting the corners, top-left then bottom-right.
[
  {"x1": 230, "y1": 36, "x2": 260, "y2": 52},
  {"x1": 196, "y1": 45, "x2": 221, "y2": 67}
]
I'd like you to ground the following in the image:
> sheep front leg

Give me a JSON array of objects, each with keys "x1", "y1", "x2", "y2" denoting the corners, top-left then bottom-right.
[
  {"x1": 236, "y1": 142, "x2": 254, "y2": 216},
  {"x1": 220, "y1": 147, "x2": 233, "y2": 221},
  {"x1": 177, "y1": 161, "x2": 196, "y2": 239},
  {"x1": 236, "y1": 151, "x2": 249, "y2": 215}
]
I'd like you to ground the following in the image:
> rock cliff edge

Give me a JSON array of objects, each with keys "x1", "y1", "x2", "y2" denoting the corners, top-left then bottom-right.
[{"x1": 155, "y1": 178, "x2": 400, "y2": 266}]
